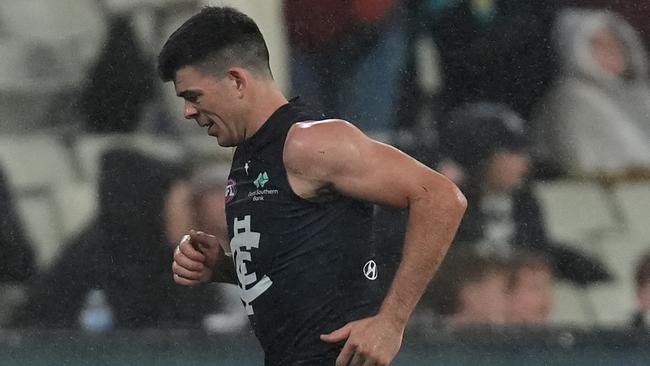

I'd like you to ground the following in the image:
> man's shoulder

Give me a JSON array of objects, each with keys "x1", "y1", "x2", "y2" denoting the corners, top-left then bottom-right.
[
  {"x1": 285, "y1": 119, "x2": 364, "y2": 156},
  {"x1": 284, "y1": 119, "x2": 364, "y2": 175},
  {"x1": 289, "y1": 118, "x2": 358, "y2": 142}
]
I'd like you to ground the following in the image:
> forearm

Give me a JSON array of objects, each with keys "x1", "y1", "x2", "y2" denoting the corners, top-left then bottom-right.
[{"x1": 378, "y1": 183, "x2": 466, "y2": 325}]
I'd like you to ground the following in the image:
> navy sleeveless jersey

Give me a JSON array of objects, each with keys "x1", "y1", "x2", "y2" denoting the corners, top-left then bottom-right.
[{"x1": 225, "y1": 100, "x2": 383, "y2": 365}]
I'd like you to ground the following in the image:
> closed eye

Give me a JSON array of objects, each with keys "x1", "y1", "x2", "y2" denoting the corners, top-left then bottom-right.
[{"x1": 178, "y1": 91, "x2": 201, "y2": 104}]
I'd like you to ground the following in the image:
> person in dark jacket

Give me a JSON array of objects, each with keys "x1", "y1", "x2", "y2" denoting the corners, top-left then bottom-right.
[
  {"x1": 0, "y1": 164, "x2": 36, "y2": 283},
  {"x1": 13, "y1": 149, "x2": 216, "y2": 328},
  {"x1": 284, "y1": 0, "x2": 406, "y2": 131},
  {"x1": 440, "y1": 102, "x2": 611, "y2": 286},
  {"x1": 419, "y1": 0, "x2": 562, "y2": 119},
  {"x1": 79, "y1": 15, "x2": 155, "y2": 133},
  {"x1": 375, "y1": 102, "x2": 611, "y2": 286}
]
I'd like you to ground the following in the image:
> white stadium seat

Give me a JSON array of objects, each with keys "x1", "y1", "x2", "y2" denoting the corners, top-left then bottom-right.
[
  {"x1": 534, "y1": 180, "x2": 621, "y2": 257},
  {"x1": 54, "y1": 181, "x2": 97, "y2": 241},
  {"x1": 0, "y1": 135, "x2": 76, "y2": 190},
  {"x1": 551, "y1": 282, "x2": 593, "y2": 327},
  {"x1": 588, "y1": 233, "x2": 649, "y2": 326},
  {"x1": 15, "y1": 192, "x2": 63, "y2": 269},
  {"x1": 73, "y1": 134, "x2": 187, "y2": 183},
  {"x1": 0, "y1": 135, "x2": 77, "y2": 267},
  {"x1": 611, "y1": 182, "x2": 650, "y2": 242}
]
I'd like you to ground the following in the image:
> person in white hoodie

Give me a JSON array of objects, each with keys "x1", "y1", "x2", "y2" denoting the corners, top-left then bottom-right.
[{"x1": 532, "y1": 9, "x2": 650, "y2": 179}]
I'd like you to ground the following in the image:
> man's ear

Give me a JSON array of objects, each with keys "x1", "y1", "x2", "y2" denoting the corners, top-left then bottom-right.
[{"x1": 227, "y1": 67, "x2": 247, "y2": 97}]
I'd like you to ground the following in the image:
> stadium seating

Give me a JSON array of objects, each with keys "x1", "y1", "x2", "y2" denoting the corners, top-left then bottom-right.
[
  {"x1": 534, "y1": 180, "x2": 623, "y2": 257},
  {"x1": 611, "y1": 182, "x2": 650, "y2": 242},
  {"x1": 0, "y1": 133, "x2": 205, "y2": 268},
  {"x1": 0, "y1": 135, "x2": 76, "y2": 267},
  {"x1": 72, "y1": 134, "x2": 187, "y2": 183},
  {"x1": 536, "y1": 179, "x2": 650, "y2": 326}
]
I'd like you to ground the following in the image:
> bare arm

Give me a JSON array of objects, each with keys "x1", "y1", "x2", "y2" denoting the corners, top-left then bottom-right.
[
  {"x1": 285, "y1": 120, "x2": 466, "y2": 365},
  {"x1": 286, "y1": 120, "x2": 466, "y2": 321}
]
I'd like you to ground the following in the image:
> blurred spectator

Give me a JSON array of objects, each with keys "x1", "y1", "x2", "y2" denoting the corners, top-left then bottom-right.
[
  {"x1": 440, "y1": 102, "x2": 611, "y2": 286},
  {"x1": 427, "y1": 251, "x2": 509, "y2": 327},
  {"x1": 12, "y1": 149, "x2": 217, "y2": 329},
  {"x1": 506, "y1": 251, "x2": 555, "y2": 326},
  {"x1": 440, "y1": 102, "x2": 532, "y2": 255},
  {"x1": 532, "y1": 9, "x2": 650, "y2": 180},
  {"x1": 190, "y1": 167, "x2": 229, "y2": 243},
  {"x1": 0, "y1": 164, "x2": 35, "y2": 283},
  {"x1": 569, "y1": 0, "x2": 650, "y2": 49},
  {"x1": 79, "y1": 14, "x2": 156, "y2": 133},
  {"x1": 418, "y1": 0, "x2": 562, "y2": 119},
  {"x1": 631, "y1": 252, "x2": 650, "y2": 330},
  {"x1": 189, "y1": 166, "x2": 247, "y2": 333},
  {"x1": 284, "y1": 0, "x2": 407, "y2": 131}
]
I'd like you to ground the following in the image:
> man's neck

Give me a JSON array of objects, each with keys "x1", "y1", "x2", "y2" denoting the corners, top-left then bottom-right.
[{"x1": 243, "y1": 82, "x2": 289, "y2": 140}]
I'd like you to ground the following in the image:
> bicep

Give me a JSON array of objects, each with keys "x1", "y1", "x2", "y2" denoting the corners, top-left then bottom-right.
[
  {"x1": 330, "y1": 137, "x2": 452, "y2": 209},
  {"x1": 285, "y1": 120, "x2": 462, "y2": 209}
]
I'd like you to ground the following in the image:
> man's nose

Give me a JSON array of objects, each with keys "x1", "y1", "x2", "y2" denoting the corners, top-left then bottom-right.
[{"x1": 184, "y1": 102, "x2": 198, "y2": 119}]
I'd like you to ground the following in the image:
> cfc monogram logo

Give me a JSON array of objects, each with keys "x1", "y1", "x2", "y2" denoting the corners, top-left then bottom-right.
[{"x1": 230, "y1": 215, "x2": 273, "y2": 315}]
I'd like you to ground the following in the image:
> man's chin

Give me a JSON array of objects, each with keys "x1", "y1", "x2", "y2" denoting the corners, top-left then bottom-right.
[{"x1": 213, "y1": 136, "x2": 235, "y2": 147}]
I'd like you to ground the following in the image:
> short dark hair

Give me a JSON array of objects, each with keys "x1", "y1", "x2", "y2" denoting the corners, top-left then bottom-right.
[
  {"x1": 426, "y1": 251, "x2": 509, "y2": 315},
  {"x1": 158, "y1": 6, "x2": 271, "y2": 82},
  {"x1": 506, "y1": 250, "x2": 554, "y2": 291}
]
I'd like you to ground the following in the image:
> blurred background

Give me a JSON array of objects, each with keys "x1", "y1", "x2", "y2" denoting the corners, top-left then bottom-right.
[{"x1": 0, "y1": 0, "x2": 649, "y2": 365}]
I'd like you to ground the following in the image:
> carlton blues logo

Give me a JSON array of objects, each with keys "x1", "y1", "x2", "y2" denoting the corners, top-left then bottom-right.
[
  {"x1": 225, "y1": 179, "x2": 236, "y2": 203},
  {"x1": 231, "y1": 215, "x2": 273, "y2": 315}
]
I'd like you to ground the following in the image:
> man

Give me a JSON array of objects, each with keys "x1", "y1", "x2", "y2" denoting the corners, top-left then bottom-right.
[
  {"x1": 426, "y1": 251, "x2": 510, "y2": 327},
  {"x1": 159, "y1": 7, "x2": 466, "y2": 366},
  {"x1": 506, "y1": 251, "x2": 555, "y2": 326}
]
